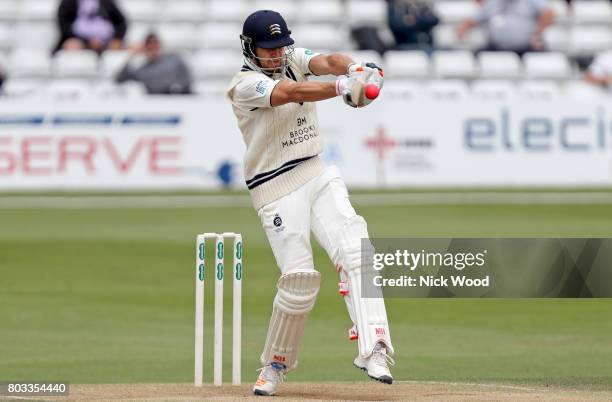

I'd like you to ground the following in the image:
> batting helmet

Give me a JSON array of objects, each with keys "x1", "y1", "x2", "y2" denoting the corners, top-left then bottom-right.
[{"x1": 240, "y1": 10, "x2": 295, "y2": 77}]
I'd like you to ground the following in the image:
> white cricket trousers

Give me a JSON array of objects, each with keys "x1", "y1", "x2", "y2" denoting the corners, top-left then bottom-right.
[{"x1": 257, "y1": 165, "x2": 356, "y2": 274}]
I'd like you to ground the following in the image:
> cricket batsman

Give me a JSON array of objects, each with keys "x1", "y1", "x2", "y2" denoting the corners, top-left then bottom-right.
[{"x1": 226, "y1": 10, "x2": 394, "y2": 396}]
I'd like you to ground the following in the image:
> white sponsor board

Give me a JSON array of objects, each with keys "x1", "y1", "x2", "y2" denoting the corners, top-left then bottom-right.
[
  {"x1": 376, "y1": 100, "x2": 612, "y2": 186},
  {"x1": 0, "y1": 97, "x2": 611, "y2": 190},
  {"x1": 0, "y1": 99, "x2": 244, "y2": 190}
]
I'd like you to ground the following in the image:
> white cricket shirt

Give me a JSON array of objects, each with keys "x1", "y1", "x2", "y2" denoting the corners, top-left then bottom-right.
[{"x1": 226, "y1": 48, "x2": 326, "y2": 210}]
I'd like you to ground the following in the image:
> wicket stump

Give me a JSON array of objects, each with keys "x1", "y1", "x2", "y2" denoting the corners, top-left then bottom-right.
[{"x1": 194, "y1": 232, "x2": 242, "y2": 386}]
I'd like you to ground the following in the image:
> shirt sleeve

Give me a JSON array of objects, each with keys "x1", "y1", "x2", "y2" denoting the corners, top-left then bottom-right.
[
  {"x1": 232, "y1": 74, "x2": 280, "y2": 109},
  {"x1": 291, "y1": 47, "x2": 321, "y2": 76}
]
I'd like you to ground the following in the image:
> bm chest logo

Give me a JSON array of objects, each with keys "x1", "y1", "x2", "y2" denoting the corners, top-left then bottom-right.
[{"x1": 269, "y1": 24, "x2": 282, "y2": 35}]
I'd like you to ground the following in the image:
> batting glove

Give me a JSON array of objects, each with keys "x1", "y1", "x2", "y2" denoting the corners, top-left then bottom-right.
[
  {"x1": 335, "y1": 75, "x2": 358, "y2": 108},
  {"x1": 348, "y1": 62, "x2": 384, "y2": 75},
  {"x1": 348, "y1": 62, "x2": 385, "y2": 89}
]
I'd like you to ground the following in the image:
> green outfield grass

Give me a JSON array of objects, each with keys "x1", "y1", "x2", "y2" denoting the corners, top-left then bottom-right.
[{"x1": 1, "y1": 195, "x2": 612, "y2": 388}]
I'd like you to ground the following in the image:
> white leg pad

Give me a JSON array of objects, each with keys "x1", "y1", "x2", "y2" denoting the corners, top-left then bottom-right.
[
  {"x1": 260, "y1": 270, "x2": 321, "y2": 372},
  {"x1": 339, "y1": 216, "x2": 394, "y2": 358},
  {"x1": 337, "y1": 265, "x2": 357, "y2": 329}
]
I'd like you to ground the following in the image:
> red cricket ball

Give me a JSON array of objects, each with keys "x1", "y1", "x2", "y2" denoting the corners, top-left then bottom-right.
[{"x1": 365, "y1": 84, "x2": 380, "y2": 100}]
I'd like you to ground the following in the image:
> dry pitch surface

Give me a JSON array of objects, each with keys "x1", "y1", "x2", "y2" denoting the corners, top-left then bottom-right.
[{"x1": 7, "y1": 382, "x2": 612, "y2": 401}]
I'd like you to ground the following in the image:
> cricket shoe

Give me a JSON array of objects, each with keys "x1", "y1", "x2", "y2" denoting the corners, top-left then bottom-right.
[
  {"x1": 353, "y1": 342, "x2": 394, "y2": 384},
  {"x1": 253, "y1": 362, "x2": 286, "y2": 396}
]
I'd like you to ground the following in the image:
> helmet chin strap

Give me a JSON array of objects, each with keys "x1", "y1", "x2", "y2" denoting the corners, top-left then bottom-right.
[
  {"x1": 244, "y1": 46, "x2": 294, "y2": 80},
  {"x1": 244, "y1": 57, "x2": 282, "y2": 79}
]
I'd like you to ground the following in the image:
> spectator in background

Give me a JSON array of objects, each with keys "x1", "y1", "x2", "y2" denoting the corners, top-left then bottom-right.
[
  {"x1": 115, "y1": 33, "x2": 193, "y2": 95},
  {"x1": 457, "y1": 0, "x2": 554, "y2": 56},
  {"x1": 55, "y1": 0, "x2": 127, "y2": 53},
  {"x1": 386, "y1": 0, "x2": 439, "y2": 52},
  {"x1": 584, "y1": 50, "x2": 612, "y2": 88},
  {"x1": 0, "y1": 56, "x2": 5, "y2": 93},
  {"x1": 350, "y1": 26, "x2": 388, "y2": 55}
]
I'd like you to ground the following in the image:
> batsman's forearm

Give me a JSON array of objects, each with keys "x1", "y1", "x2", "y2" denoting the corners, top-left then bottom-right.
[
  {"x1": 287, "y1": 81, "x2": 338, "y2": 103},
  {"x1": 326, "y1": 53, "x2": 356, "y2": 76},
  {"x1": 271, "y1": 80, "x2": 340, "y2": 106}
]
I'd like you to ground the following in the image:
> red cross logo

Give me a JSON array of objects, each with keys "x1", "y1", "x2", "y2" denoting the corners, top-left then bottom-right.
[{"x1": 365, "y1": 126, "x2": 396, "y2": 160}]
